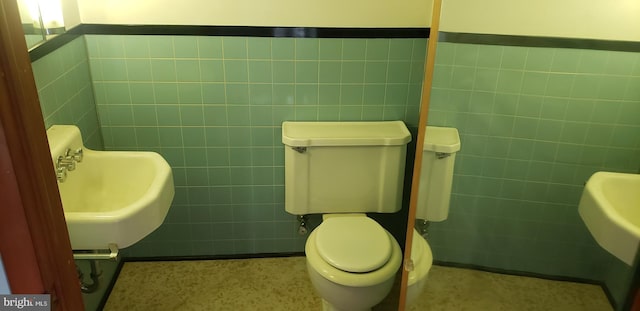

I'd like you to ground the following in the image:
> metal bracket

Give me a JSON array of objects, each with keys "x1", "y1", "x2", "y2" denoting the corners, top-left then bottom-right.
[
  {"x1": 73, "y1": 243, "x2": 119, "y2": 261},
  {"x1": 292, "y1": 146, "x2": 307, "y2": 154}
]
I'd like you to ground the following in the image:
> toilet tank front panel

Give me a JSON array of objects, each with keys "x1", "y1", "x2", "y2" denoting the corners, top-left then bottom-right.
[{"x1": 284, "y1": 145, "x2": 406, "y2": 215}]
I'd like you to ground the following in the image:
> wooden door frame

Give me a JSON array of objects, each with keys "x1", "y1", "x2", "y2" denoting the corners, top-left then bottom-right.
[{"x1": 0, "y1": 0, "x2": 83, "y2": 309}]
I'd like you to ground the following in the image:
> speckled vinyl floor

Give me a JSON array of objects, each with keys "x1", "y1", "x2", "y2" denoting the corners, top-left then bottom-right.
[{"x1": 103, "y1": 256, "x2": 612, "y2": 311}]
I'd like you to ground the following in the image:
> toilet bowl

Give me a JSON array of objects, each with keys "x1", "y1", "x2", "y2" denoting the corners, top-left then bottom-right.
[
  {"x1": 406, "y1": 228, "x2": 433, "y2": 306},
  {"x1": 305, "y1": 214, "x2": 402, "y2": 311}
]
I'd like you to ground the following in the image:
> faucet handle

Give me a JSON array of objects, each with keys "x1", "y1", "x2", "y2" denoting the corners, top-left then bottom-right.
[
  {"x1": 71, "y1": 148, "x2": 83, "y2": 162},
  {"x1": 57, "y1": 155, "x2": 76, "y2": 171},
  {"x1": 56, "y1": 166, "x2": 67, "y2": 182}
]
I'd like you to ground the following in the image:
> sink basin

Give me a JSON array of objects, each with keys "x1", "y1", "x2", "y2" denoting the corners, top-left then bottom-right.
[
  {"x1": 579, "y1": 171, "x2": 640, "y2": 265},
  {"x1": 47, "y1": 125, "x2": 174, "y2": 250}
]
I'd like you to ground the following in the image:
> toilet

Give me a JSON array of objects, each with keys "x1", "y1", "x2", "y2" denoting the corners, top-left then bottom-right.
[
  {"x1": 282, "y1": 121, "x2": 411, "y2": 311},
  {"x1": 405, "y1": 125, "x2": 461, "y2": 306}
]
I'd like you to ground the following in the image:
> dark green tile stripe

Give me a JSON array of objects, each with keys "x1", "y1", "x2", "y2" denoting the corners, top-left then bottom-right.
[{"x1": 440, "y1": 32, "x2": 640, "y2": 52}]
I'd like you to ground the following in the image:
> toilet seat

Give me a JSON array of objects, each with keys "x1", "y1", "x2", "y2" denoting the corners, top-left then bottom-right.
[
  {"x1": 305, "y1": 215, "x2": 402, "y2": 287},
  {"x1": 314, "y1": 216, "x2": 392, "y2": 273}
]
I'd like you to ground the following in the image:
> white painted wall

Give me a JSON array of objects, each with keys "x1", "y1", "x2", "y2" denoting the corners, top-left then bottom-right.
[
  {"x1": 61, "y1": 0, "x2": 81, "y2": 28},
  {"x1": 440, "y1": 0, "x2": 640, "y2": 42},
  {"x1": 75, "y1": 0, "x2": 433, "y2": 27}
]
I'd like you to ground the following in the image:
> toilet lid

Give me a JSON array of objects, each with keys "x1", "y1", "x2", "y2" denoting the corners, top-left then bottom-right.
[{"x1": 314, "y1": 217, "x2": 392, "y2": 273}]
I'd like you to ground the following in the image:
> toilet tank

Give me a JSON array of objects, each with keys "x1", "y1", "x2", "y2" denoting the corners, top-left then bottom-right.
[
  {"x1": 417, "y1": 126, "x2": 460, "y2": 222},
  {"x1": 282, "y1": 121, "x2": 411, "y2": 215}
]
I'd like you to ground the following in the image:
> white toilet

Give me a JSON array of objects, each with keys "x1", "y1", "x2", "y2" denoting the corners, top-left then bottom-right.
[
  {"x1": 282, "y1": 121, "x2": 411, "y2": 311},
  {"x1": 405, "y1": 125, "x2": 461, "y2": 306}
]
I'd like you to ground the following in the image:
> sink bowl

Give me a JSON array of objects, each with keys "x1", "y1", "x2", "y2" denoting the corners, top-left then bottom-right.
[
  {"x1": 578, "y1": 171, "x2": 640, "y2": 265},
  {"x1": 47, "y1": 125, "x2": 174, "y2": 250}
]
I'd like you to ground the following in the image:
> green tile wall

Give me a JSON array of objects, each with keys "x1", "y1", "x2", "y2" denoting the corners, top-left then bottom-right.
[
  {"x1": 85, "y1": 35, "x2": 426, "y2": 256},
  {"x1": 427, "y1": 42, "x2": 640, "y2": 307},
  {"x1": 31, "y1": 36, "x2": 103, "y2": 149}
]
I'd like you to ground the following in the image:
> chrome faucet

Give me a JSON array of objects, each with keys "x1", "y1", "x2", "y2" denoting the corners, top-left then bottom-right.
[{"x1": 55, "y1": 148, "x2": 83, "y2": 182}]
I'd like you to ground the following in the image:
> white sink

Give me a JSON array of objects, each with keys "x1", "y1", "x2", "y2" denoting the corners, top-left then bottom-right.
[
  {"x1": 579, "y1": 171, "x2": 640, "y2": 265},
  {"x1": 47, "y1": 125, "x2": 174, "y2": 250}
]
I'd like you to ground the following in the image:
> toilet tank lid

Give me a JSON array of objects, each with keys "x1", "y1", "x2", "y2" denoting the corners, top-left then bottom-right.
[
  {"x1": 423, "y1": 126, "x2": 460, "y2": 153},
  {"x1": 282, "y1": 121, "x2": 411, "y2": 147}
]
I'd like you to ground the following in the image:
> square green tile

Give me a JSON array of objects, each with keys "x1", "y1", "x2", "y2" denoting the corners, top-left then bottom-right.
[
  {"x1": 512, "y1": 117, "x2": 539, "y2": 139},
  {"x1": 248, "y1": 61, "x2": 272, "y2": 83},
  {"x1": 295, "y1": 85, "x2": 318, "y2": 105},
  {"x1": 132, "y1": 105, "x2": 157, "y2": 126},
  {"x1": 545, "y1": 74, "x2": 574, "y2": 97},
  {"x1": 521, "y1": 72, "x2": 548, "y2": 95},
  {"x1": 226, "y1": 83, "x2": 250, "y2": 105},
  {"x1": 295, "y1": 38, "x2": 319, "y2": 60},
  {"x1": 222, "y1": 37, "x2": 248, "y2": 59},
  {"x1": 342, "y1": 40, "x2": 366, "y2": 60},
  {"x1": 597, "y1": 76, "x2": 628, "y2": 100},
  {"x1": 209, "y1": 167, "x2": 231, "y2": 185},
  {"x1": 319, "y1": 39, "x2": 343, "y2": 60},
  {"x1": 364, "y1": 62, "x2": 387, "y2": 83},
  {"x1": 224, "y1": 60, "x2": 248, "y2": 82},
  {"x1": 540, "y1": 97, "x2": 567, "y2": 120},
  {"x1": 318, "y1": 61, "x2": 342, "y2": 83},
  {"x1": 495, "y1": 70, "x2": 523, "y2": 93},
  {"x1": 182, "y1": 127, "x2": 206, "y2": 147},
  {"x1": 126, "y1": 59, "x2": 152, "y2": 81},
  {"x1": 524, "y1": 48, "x2": 554, "y2": 71},
  {"x1": 387, "y1": 61, "x2": 412, "y2": 84},
  {"x1": 156, "y1": 105, "x2": 181, "y2": 125},
  {"x1": 454, "y1": 44, "x2": 479, "y2": 66},
  {"x1": 248, "y1": 38, "x2": 272, "y2": 59},
  {"x1": 577, "y1": 50, "x2": 608, "y2": 74},
  {"x1": 564, "y1": 99, "x2": 594, "y2": 122},
  {"x1": 200, "y1": 60, "x2": 224, "y2": 82},
  {"x1": 250, "y1": 106, "x2": 273, "y2": 126},
  {"x1": 535, "y1": 119, "x2": 563, "y2": 141},
  {"x1": 97, "y1": 36, "x2": 125, "y2": 58},
  {"x1": 101, "y1": 59, "x2": 128, "y2": 81},
  {"x1": 384, "y1": 85, "x2": 407, "y2": 106},
  {"x1": 135, "y1": 127, "x2": 160, "y2": 147},
  {"x1": 109, "y1": 127, "x2": 137, "y2": 148},
  {"x1": 388, "y1": 39, "x2": 413, "y2": 61},
  {"x1": 319, "y1": 84, "x2": 341, "y2": 106},
  {"x1": 249, "y1": 84, "x2": 273, "y2": 106},
  {"x1": 341, "y1": 61, "x2": 365, "y2": 83},
  {"x1": 559, "y1": 122, "x2": 588, "y2": 143},
  {"x1": 340, "y1": 85, "x2": 363, "y2": 106},
  {"x1": 198, "y1": 37, "x2": 223, "y2": 58},
  {"x1": 103, "y1": 82, "x2": 131, "y2": 104},
  {"x1": 123, "y1": 36, "x2": 150, "y2": 58},
  {"x1": 180, "y1": 105, "x2": 204, "y2": 125},
  {"x1": 339, "y1": 106, "x2": 363, "y2": 120},
  {"x1": 435, "y1": 43, "x2": 455, "y2": 65},
  {"x1": 203, "y1": 106, "x2": 228, "y2": 126},
  {"x1": 500, "y1": 46, "x2": 527, "y2": 70},
  {"x1": 227, "y1": 106, "x2": 251, "y2": 125},
  {"x1": 271, "y1": 38, "x2": 295, "y2": 60},
  {"x1": 450, "y1": 66, "x2": 475, "y2": 90},
  {"x1": 468, "y1": 91, "x2": 494, "y2": 113},
  {"x1": 205, "y1": 128, "x2": 229, "y2": 147},
  {"x1": 148, "y1": 36, "x2": 175, "y2": 58},
  {"x1": 175, "y1": 60, "x2": 201, "y2": 82},
  {"x1": 487, "y1": 115, "x2": 514, "y2": 137},
  {"x1": 228, "y1": 124, "x2": 251, "y2": 144},
  {"x1": 273, "y1": 61, "x2": 295, "y2": 83},
  {"x1": 186, "y1": 168, "x2": 209, "y2": 186},
  {"x1": 550, "y1": 49, "x2": 581, "y2": 73},
  {"x1": 251, "y1": 128, "x2": 274, "y2": 146},
  {"x1": 151, "y1": 60, "x2": 177, "y2": 82},
  {"x1": 295, "y1": 106, "x2": 318, "y2": 120},
  {"x1": 158, "y1": 128, "x2": 184, "y2": 147},
  {"x1": 272, "y1": 85, "x2": 295, "y2": 105},
  {"x1": 202, "y1": 83, "x2": 226, "y2": 104},
  {"x1": 173, "y1": 36, "x2": 199, "y2": 58},
  {"x1": 251, "y1": 148, "x2": 274, "y2": 166},
  {"x1": 295, "y1": 61, "x2": 319, "y2": 83},
  {"x1": 178, "y1": 83, "x2": 202, "y2": 104},
  {"x1": 108, "y1": 105, "x2": 134, "y2": 126}
]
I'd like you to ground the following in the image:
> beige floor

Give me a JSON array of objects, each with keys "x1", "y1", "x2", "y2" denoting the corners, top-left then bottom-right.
[{"x1": 103, "y1": 257, "x2": 612, "y2": 311}]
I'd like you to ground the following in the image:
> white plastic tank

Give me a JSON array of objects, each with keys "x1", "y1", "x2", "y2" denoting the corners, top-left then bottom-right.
[
  {"x1": 416, "y1": 126, "x2": 461, "y2": 222},
  {"x1": 282, "y1": 121, "x2": 412, "y2": 215}
]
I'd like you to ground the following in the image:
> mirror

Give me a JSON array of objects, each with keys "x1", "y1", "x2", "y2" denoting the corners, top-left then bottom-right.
[{"x1": 16, "y1": 0, "x2": 65, "y2": 49}]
